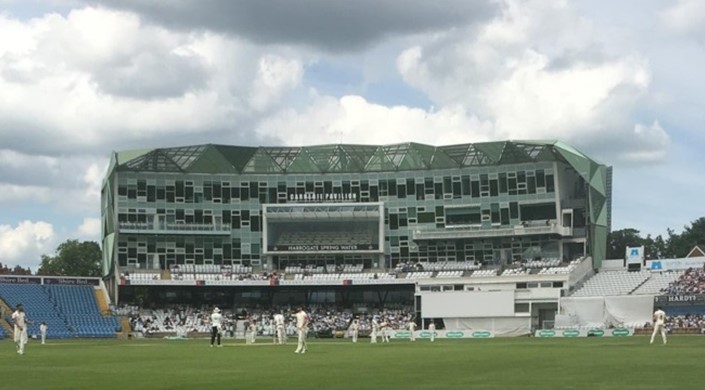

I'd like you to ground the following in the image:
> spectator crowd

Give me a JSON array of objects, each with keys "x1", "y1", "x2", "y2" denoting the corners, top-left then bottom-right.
[
  {"x1": 113, "y1": 303, "x2": 415, "y2": 338},
  {"x1": 661, "y1": 265, "x2": 705, "y2": 295},
  {"x1": 665, "y1": 314, "x2": 705, "y2": 332}
]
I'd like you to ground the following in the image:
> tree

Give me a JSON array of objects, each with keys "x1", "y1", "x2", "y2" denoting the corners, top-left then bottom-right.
[
  {"x1": 11, "y1": 265, "x2": 32, "y2": 275},
  {"x1": 674, "y1": 217, "x2": 705, "y2": 257},
  {"x1": 37, "y1": 240, "x2": 102, "y2": 277},
  {"x1": 0, "y1": 262, "x2": 32, "y2": 275},
  {"x1": 607, "y1": 228, "x2": 644, "y2": 259},
  {"x1": 646, "y1": 234, "x2": 669, "y2": 260}
]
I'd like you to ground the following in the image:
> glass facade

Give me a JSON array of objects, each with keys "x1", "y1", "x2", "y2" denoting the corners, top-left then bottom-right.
[{"x1": 101, "y1": 141, "x2": 611, "y2": 277}]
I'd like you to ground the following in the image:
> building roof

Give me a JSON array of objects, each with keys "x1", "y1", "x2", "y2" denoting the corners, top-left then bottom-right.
[
  {"x1": 109, "y1": 140, "x2": 605, "y2": 175},
  {"x1": 686, "y1": 245, "x2": 705, "y2": 258}
]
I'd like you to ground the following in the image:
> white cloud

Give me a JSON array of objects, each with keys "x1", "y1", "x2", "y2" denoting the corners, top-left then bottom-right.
[
  {"x1": 0, "y1": 184, "x2": 52, "y2": 204},
  {"x1": 257, "y1": 94, "x2": 494, "y2": 146},
  {"x1": 0, "y1": 150, "x2": 107, "y2": 213},
  {"x1": 76, "y1": 217, "x2": 101, "y2": 239},
  {"x1": 250, "y1": 55, "x2": 304, "y2": 111},
  {"x1": 0, "y1": 7, "x2": 305, "y2": 155},
  {"x1": 661, "y1": 0, "x2": 705, "y2": 36},
  {"x1": 396, "y1": 0, "x2": 669, "y2": 162},
  {"x1": 620, "y1": 121, "x2": 671, "y2": 163},
  {"x1": 0, "y1": 221, "x2": 55, "y2": 268}
]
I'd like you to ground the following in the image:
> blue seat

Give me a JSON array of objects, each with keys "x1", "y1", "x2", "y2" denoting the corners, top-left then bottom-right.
[{"x1": 0, "y1": 284, "x2": 120, "y2": 339}]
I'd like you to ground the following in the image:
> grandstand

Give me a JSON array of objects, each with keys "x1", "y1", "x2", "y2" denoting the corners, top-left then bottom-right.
[
  {"x1": 96, "y1": 141, "x2": 619, "y2": 337},
  {"x1": 0, "y1": 278, "x2": 119, "y2": 338},
  {"x1": 570, "y1": 270, "x2": 651, "y2": 297},
  {"x1": 632, "y1": 271, "x2": 681, "y2": 295},
  {"x1": 102, "y1": 141, "x2": 610, "y2": 297}
]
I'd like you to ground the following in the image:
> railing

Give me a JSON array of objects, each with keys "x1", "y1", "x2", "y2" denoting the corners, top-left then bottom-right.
[
  {"x1": 118, "y1": 222, "x2": 231, "y2": 234},
  {"x1": 412, "y1": 222, "x2": 572, "y2": 240}
]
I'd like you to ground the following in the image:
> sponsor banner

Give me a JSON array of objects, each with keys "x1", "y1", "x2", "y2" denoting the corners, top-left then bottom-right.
[
  {"x1": 626, "y1": 246, "x2": 644, "y2": 265},
  {"x1": 587, "y1": 328, "x2": 605, "y2": 337},
  {"x1": 534, "y1": 328, "x2": 634, "y2": 337},
  {"x1": 0, "y1": 276, "x2": 41, "y2": 284},
  {"x1": 647, "y1": 258, "x2": 705, "y2": 271},
  {"x1": 43, "y1": 277, "x2": 100, "y2": 286},
  {"x1": 267, "y1": 244, "x2": 380, "y2": 252},
  {"x1": 654, "y1": 295, "x2": 705, "y2": 305},
  {"x1": 390, "y1": 330, "x2": 494, "y2": 339}
]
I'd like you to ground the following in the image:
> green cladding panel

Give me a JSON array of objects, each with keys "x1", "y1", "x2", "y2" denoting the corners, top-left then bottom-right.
[{"x1": 105, "y1": 140, "x2": 610, "y2": 269}]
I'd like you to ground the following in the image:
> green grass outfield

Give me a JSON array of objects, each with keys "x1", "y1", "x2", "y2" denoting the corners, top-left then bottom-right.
[{"x1": 1, "y1": 336, "x2": 703, "y2": 389}]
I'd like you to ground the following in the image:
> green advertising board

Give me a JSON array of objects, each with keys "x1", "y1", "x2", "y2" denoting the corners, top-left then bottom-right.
[
  {"x1": 588, "y1": 328, "x2": 604, "y2": 337},
  {"x1": 611, "y1": 328, "x2": 631, "y2": 337}
]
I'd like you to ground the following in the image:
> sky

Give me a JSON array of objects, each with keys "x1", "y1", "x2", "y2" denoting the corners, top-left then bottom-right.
[{"x1": 0, "y1": 0, "x2": 704, "y2": 270}]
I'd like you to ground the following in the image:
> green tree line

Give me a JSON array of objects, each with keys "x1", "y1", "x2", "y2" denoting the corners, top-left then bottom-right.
[{"x1": 608, "y1": 217, "x2": 705, "y2": 260}]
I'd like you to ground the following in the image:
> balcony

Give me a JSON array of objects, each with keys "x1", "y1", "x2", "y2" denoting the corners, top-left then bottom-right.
[
  {"x1": 412, "y1": 221, "x2": 573, "y2": 241},
  {"x1": 118, "y1": 222, "x2": 231, "y2": 235}
]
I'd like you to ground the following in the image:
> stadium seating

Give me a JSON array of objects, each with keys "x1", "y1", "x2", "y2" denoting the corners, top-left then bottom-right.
[
  {"x1": 296, "y1": 272, "x2": 395, "y2": 281},
  {"x1": 436, "y1": 271, "x2": 464, "y2": 278},
  {"x1": 0, "y1": 324, "x2": 5, "y2": 338},
  {"x1": 536, "y1": 259, "x2": 583, "y2": 275},
  {"x1": 571, "y1": 270, "x2": 651, "y2": 297},
  {"x1": 0, "y1": 284, "x2": 119, "y2": 338},
  {"x1": 45, "y1": 285, "x2": 120, "y2": 337},
  {"x1": 660, "y1": 266, "x2": 705, "y2": 295},
  {"x1": 405, "y1": 272, "x2": 433, "y2": 279},
  {"x1": 632, "y1": 271, "x2": 682, "y2": 295},
  {"x1": 523, "y1": 258, "x2": 561, "y2": 268},
  {"x1": 285, "y1": 265, "x2": 325, "y2": 274},
  {"x1": 415, "y1": 261, "x2": 480, "y2": 272},
  {"x1": 131, "y1": 307, "x2": 212, "y2": 334},
  {"x1": 171, "y1": 264, "x2": 254, "y2": 274},
  {"x1": 469, "y1": 269, "x2": 498, "y2": 277},
  {"x1": 123, "y1": 272, "x2": 161, "y2": 282},
  {"x1": 666, "y1": 314, "x2": 705, "y2": 330},
  {"x1": 126, "y1": 304, "x2": 415, "y2": 337},
  {"x1": 0, "y1": 284, "x2": 73, "y2": 338},
  {"x1": 501, "y1": 268, "x2": 530, "y2": 277}
]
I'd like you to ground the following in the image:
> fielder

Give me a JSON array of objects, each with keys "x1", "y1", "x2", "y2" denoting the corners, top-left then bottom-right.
[
  {"x1": 11, "y1": 304, "x2": 29, "y2": 355},
  {"x1": 40, "y1": 322, "x2": 48, "y2": 345},
  {"x1": 380, "y1": 320, "x2": 390, "y2": 343},
  {"x1": 370, "y1": 316, "x2": 379, "y2": 343},
  {"x1": 248, "y1": 320, "x2": 257, "y2": 344},
  {"x1": 428, "y1": 321, "x2": 436, "y2": 342},
  {"x1": 349, "y1": 318, "x2": 359, "y2": 343},
  {"x1": 210, "y1": 307, "x2": 223, "y2": 347},
  {"x1": 273, "y1": 312, "x2": 286, "y2": 344},
  {"x1": 294, "y1": 307, "x2": 309, "y2": 354},
  {"x1": 408, "y1": 320, "x2": 417, "y2": 341},
  {"x1": 650, "y1": 306, "x2": 667, "y2": 345}
]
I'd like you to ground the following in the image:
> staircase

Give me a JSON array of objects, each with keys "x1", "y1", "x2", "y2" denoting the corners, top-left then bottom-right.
[
  {"x1": 0, "y1": 297, "x2": 15, "y2": 337},
  {"x1": 629, "y1": 273, "x2": 652, "y2": 295},
  {"x1": 117, "y1": 316, "x2": 132, "y2": 340},
  {"x1": 94, "y1": 289, "x2": 111, "y2": 315}
]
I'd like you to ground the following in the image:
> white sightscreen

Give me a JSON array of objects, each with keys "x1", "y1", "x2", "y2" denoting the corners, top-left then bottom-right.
[
  {"x1": 443, "y1": 317, "x2": 531, "y2": 337},
  {"x1": 559, "y1": 295, "x2": 654, "y2": 328},
  {"x1": 420, "y1": 291, "x2": 515, "y2": 318}
]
